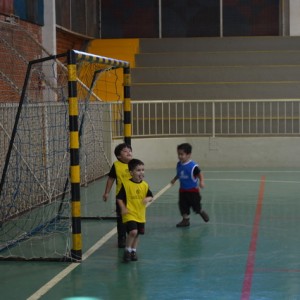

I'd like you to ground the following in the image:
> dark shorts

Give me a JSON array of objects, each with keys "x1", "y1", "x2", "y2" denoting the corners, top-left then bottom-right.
[
  {"x1": 125, "y1": 221, "x2": 145, "y2": 235},
  {"x1": 178, "y1": 191, "x2": 202, "y2": 216}
]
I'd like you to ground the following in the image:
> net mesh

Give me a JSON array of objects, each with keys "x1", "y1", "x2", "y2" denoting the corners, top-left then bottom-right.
[{"x1": 0, "y1": 52, "x2": 127, "y2": 260}]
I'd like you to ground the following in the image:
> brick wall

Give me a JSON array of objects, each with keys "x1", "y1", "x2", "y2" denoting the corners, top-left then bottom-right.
[
  {"x1": 0, "y1": 17, "x2": 42, "y2": 102},
  {"x1": 56, "y1": 28, "x2": 88, "y2": 55},
  {"x1": 0, "y1": 17, "x2": 88, "y2": 103}
]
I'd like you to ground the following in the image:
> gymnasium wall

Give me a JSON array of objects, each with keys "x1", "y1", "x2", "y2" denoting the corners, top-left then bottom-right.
[
  {"x1": 113, "y1": 137, "x2": 300, "y2": 169},
  {"x1": 86, "y1": 38, "x2": 139, "y2": 101}
]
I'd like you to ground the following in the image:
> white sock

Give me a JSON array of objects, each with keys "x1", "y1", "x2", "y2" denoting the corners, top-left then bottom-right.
[{"x1": 131, "y1": 248, "x2": 136, "y2": 253}]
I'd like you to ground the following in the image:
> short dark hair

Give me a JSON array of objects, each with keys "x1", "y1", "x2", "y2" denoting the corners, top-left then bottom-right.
[
  {"x1": 177, "y1": 143, "x2": 192, "y2": 154},
  {"x1": 114, "y1": 143, "x2": 132, "y2": 157},
  {"x1": 128, "y1": 158, "x2": 144, "y2": 171}
]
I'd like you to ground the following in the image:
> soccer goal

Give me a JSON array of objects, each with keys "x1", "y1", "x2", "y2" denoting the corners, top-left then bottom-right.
[{"x1": 0, "y1": 50, "x2": 131, "y2": 261}]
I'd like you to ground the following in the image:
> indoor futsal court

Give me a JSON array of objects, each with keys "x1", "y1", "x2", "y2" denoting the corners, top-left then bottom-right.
[{"x1": 1, "y1": 167, "x2": 300, "y2": 300}]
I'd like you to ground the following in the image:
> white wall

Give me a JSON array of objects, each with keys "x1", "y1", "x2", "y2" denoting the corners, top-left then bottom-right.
[{"x1": 113, "y1": 137, "x2": 300, "y2": 169}]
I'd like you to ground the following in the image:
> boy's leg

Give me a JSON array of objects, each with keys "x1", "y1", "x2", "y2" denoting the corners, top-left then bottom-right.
[
  {"x1": 192, "y1": 193, "x2": 209, "y2": 223},
  {"x1": 123, "y1": 222, "x2": 139, "y2": 262},
  {"x1": 116, "y1": 201, "x2": 126, "y2": 248},
  {"x1": 117, "y1": 215, "x2": 126, "y2": 247},
  {"x1": 176, "y1": 192, "x2": 190, "y2": 227}
]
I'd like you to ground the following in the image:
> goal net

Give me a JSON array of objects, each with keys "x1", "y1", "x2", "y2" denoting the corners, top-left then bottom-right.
[{"x1": 0, "y1": 50, "x2": 130, "y2": 261}]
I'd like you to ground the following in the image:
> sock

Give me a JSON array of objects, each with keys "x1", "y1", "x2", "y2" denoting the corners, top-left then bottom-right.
[
  {"x1": 131, "y1": 248, "x2": 136, "y2": 253},
  {"x1": 126, "y1": 247, "x2": 132, "y2": 252}
]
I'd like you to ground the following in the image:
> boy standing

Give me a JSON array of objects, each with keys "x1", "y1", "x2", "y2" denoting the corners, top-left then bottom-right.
[
  {"x1": 103, "y1": 143, "x2": 133, "y2": 248},
  {"x1": 171, "y1": 143, "x2": 209, "y2": 227},
  {"x1": 117, "y1": 159, "x2": 153, "y2": 262}
]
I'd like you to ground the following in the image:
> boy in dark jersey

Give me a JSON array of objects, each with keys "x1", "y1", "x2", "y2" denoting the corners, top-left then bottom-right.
[
  {"x1": 171, "y1": 143, "x2": 209, "y2": 227},
  {"x1": 103, "y1": 143, "x2": 132, "y2": 248},
  {"x1": 117, "y1": 159, "x2": 153, "y2": 262}
]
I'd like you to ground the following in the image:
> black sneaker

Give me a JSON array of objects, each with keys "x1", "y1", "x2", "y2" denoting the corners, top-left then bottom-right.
[
  {"x1": 131, "y1": 251, "x2": 138, "y2": 261},
  {"x1": 200, "y1": 210, "x2": 209, "y2": 222},
  {"x1": 176, "y1": 219, "x2": 190, "y2": 227},
  {"x1": 123, "y1": 250, "x2": 131, "y2": 263},
  {"x1": 118, "y1": 237, "x2": 126, "y2": 248}
]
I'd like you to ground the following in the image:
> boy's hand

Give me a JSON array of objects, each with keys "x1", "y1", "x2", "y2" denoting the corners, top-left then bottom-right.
[
  {"x1": 121, "y1": 207, "x2": 128, "y2": 215},
  {"x1": 103, "y1": 193, "x2": 109, "y2": 202},
  {"x1": 143, "y1": 197, "x2": 153, "y2": 205}
]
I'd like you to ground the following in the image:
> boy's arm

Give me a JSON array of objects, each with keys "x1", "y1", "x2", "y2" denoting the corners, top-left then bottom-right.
[
  {"x1": 171, "y1": 175, "x2": 178, "y2": 185},
  {"x1": 116, "y1": 185, "x2": 128, "y2": 214},
  {"x1": 199, "y1": 173, "x2": 204, "y2": 189},
  {"x1": 143, "y1": 188, "x2": 153, "y2": 205},
  {"x1": 117, "y1": 198, "x2": 128, "y2": 215},
  {"x1": 143, "y1": 196, "x2": 153, "y2": 205},
  {"x1": 103, "y1": 177, "x2": 115, "y2": 201}
]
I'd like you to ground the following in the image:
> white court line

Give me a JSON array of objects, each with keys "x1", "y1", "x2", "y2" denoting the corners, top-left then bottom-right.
[
  {"x1": 147, "y1": 182, "x2": 173, "y2": 207},
  {"x1": 205, "y1": 178, "x2": 300, "y2": 184},
  {"x1": 27, "y1": 183, "x2": 172, "y2": 300},
  {"x1": 206, "y1": 170, "x2": 300, "y2": 173}
]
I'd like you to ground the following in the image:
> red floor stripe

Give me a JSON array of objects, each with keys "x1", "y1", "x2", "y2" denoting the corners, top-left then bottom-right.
[{"x1": 241, "y1": 175, "x2": 266, "y2": 300}]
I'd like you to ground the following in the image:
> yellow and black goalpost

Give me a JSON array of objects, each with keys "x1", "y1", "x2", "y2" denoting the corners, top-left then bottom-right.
[{"x1": 67, "y1": 50, "x2": 130, "y2": 261}]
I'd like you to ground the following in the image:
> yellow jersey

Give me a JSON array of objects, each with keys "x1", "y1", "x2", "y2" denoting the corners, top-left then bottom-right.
[{"x1": 119, "y1": 179, "x2": 150, "y2": 223}]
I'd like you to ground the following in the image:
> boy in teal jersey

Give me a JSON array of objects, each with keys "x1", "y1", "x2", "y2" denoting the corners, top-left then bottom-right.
[{"x1": 103, "y1": 143, "x2": 132, "y2": 248}]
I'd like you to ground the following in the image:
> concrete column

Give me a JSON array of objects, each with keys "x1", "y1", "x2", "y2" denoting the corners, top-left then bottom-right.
[
  {"x1": 42, "y1": 0, "x2": 56, "y2": 55},
  {"x1": 289, "y1": 0, "x2": 300, "y2": 36}
]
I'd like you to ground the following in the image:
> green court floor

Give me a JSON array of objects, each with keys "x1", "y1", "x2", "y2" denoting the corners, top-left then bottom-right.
[{"x1": 1, "y1": 168, "x2": 300, "y2": 300}]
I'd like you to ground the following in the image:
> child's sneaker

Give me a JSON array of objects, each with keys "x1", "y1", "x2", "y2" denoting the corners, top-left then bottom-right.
[
  {"x1": 131, "y1": 251, "x2": 138, "y2": 261},
  {"x1": 123, "y1": 250, "x2": 131, "y2": 263},
  {"x1": 176, "y1": 218, "x2": 190, "y2": 227},
  {"x1": 199, "y1": 210, "x2": 209, "y2": 222}
]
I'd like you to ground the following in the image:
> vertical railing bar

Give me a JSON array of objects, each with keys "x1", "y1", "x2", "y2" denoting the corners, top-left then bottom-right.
[
  {"x1": 182, "y1": 102, "x2": 185, "y2": 134},
  {"x1": 220, "y1": 102, "x2": 223, "y2": 134},
  {"x1": 241, "y1": 102, "x2": 244, "y2": 134},
  {"x1": 255, "y1": 102, "x2": 258, "y2": 134},
  {"x1": 204, "y1": 102, "x2": 206, "y2": 134},
  {"x1": 162, "y1": 102, "x2": 164, "y2": 135},
  {"x1": 234, "y1": 102, "x2": 236, "y2": 135},
  {"x1": 291, "y1": 101, "x2": 294, "y2": 134},
  {"x1": 168, "y1": 102, "x2": 171, "y2": 135},
  {"x1": 155, "y1": 103, "x2": 157, "y2": 135},
  {"x1": 299, "y1": 101, "x2": 300, "y2": 134},
  {"x1": 212, "y1": 101, "x2": 215, "y2": 138},
  {"x1": 136, "y1": 103, "x2": 139, "y2": 135},
  {"x1": 263, "y1": 102, "x2": 265, "y2": 134},
  {"x1": 148, "y1": 102, "x2": 151, "y2": 135},
  {"x1": 277, "y1": 102, "x2": 279, "y2": 134},
  {"x1": 190, "y1": 102, "x2": 192, "y2": 135},
  {"x1": 197, "y1": 102, "x2": 199, "y2": 134},
  {"x1": 175, "y1": 102, "x2": 178, "y2": 135},
  {"x1": 227, "y1": 102, "x2": 229, "y2": 134},
  {"x1": 248, "y1": 102, "x2": 251, "y2": 135},
  {"x1": 284, "y1": 101, "x2": 287, "y2": 134},
  {"x1": 270, "y1": 101, "x2": 272, "y2": 134},
  {"x1": 142, "y1": 103, "x2": 145, "y2": 135},
  {"x1": 134, "y1": 103, "x2": 138, "y2": 135}
]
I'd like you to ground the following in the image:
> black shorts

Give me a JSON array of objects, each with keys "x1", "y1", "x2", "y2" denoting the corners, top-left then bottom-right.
[
  {"x1": 178, "y1": 191, "x2": 202, "y2": 216},
  {"x1": 125, "y1": 221, "x2": 145, "y2": 235}
]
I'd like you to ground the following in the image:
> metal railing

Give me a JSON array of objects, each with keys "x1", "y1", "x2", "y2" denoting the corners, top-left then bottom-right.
[{"x1": 130, "y1": 99, "x2": 300, "y2": 137}]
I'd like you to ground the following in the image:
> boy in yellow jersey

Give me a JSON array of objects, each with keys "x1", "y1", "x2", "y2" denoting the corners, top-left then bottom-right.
[
  {"x1": 117, "y1": 159, "x2": 153, "y2": 262},
  {"x1": 103, "y1": 143, "x2": 133, "y2": 248}
]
